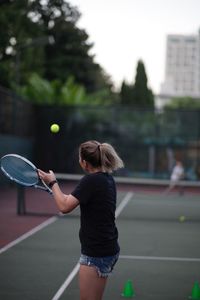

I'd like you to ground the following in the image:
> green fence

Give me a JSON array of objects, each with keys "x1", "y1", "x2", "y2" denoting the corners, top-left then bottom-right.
[
  {"x1": 0, "y1": 86, "x2": 34, "y2": 137},
  {"x1": 1, "y1": 86, "x2": 200, "y2": 180}
]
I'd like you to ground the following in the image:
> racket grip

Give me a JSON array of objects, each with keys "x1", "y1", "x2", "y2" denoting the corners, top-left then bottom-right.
[{"x1": 34, "y1": 185, "x2": 52, "y2": 194}]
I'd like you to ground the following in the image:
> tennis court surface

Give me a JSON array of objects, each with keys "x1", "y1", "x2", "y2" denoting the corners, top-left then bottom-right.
[{"x1": 0, "y1": 181, "x2": 200, "y2": 300}]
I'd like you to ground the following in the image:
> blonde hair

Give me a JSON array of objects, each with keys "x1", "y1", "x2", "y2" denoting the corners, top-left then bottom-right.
[{"x1": 79, "y1": 140, "x2": 124, "y2": 173}]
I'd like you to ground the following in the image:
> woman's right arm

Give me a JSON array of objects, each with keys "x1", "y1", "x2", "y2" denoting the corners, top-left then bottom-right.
[{"x1": 38, "y1": 169, "x2": 79, "y2": 213}]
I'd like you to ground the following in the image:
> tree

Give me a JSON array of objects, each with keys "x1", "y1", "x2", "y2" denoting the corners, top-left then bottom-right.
[
  {"x1": 120, "y1": 60, "x2": 154, "y2": 108},
  {"x1": 120, "y1": 80, "x2": 134, "y2": 105},
  {"x1": 164, "y1": 97, "x2": 200, "y2": 110},
  {"x1": 0, "y1": 0, "x2": 111, "y2": 93},
  {"x1": 14, "y1": 73, "x2": 92, "y2": 105},
  {"x1": 133, "y1": 60, "x2": 154, "y2": 108},
  {"x1": 14, "y1": 73, "x2": 115, "y2": 106}
]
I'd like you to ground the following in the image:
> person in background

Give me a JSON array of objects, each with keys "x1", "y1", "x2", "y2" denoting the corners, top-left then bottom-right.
[
  {"x1": 38, "y1": 140, "x2": 124, "y2": 300},
  {"x1": 164, "y1": 160, "x2": 185, "y2": 195}
]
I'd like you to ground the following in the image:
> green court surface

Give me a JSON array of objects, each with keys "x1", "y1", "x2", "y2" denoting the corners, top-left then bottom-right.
[{"x1": 0, "y1": 191, "x2": 200, "y2": 299}]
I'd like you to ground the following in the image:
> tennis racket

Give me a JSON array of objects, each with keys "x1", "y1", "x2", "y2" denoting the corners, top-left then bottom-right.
[{"x1": 0, "y1": 154, "x2": 52, "y2": 194}]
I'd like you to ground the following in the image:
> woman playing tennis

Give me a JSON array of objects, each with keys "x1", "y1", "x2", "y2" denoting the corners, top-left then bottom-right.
[{"x1": 38, "y1": 140, "x2": 124, "y2": 300}]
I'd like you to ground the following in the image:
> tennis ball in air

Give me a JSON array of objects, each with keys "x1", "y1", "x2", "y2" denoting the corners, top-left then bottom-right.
[
  {"x1": 50, "y1": 123, "x2": 60, "y2": 133},
  {"x1": 179, "y1": 215, "x2": 185, "y2": 222}
]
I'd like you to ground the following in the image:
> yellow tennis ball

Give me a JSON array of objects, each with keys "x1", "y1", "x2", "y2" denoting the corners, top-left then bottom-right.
[
  {"x1": 50, "y1": 123, "x2": 60, "y2": 133},
  {"x1": 179, "y1": 215, "x2": 185, "y2": 222}
]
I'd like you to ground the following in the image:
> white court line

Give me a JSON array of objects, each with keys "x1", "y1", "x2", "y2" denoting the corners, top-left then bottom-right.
[
  {"x1": 120, "y1": 255, "x2": 200, "y2": 262},
  {"x1": 0, "y1": 216, "x2": 57, "y2": 255},
  {"x1": 115, "y1": 192, "x2": 133, "y2": 218},
  {"x1": 51, "y1": 192, "x2": 133, "y2": 300},
  {"x1": 51, "y1": 263, "x2": 80, "y2": 300}
]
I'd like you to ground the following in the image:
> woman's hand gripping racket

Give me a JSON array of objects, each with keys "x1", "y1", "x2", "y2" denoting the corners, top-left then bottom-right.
[{"x1": 0, "y1": 154, "x2": 52, "y2": 194}]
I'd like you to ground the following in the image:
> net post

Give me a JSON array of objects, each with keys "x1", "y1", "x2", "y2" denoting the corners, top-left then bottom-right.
[{"x1": 17, "y1": 186, "x2": 26, "y2": 215}]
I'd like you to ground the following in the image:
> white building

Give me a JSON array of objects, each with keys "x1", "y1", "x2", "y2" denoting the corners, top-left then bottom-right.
[{"x1": 160, "y1": 28, "x2": 200, "y2": 101}]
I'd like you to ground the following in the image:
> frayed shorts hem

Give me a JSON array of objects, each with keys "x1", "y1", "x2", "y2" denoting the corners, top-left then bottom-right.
[{"x1": 79, "y1": 253, "x2": 119, "y2": 278}]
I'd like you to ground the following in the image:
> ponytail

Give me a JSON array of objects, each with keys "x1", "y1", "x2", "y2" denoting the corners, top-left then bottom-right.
[
  {"x1": 99, "y1": 143, "x2": 124, "y2": 172},
  {"x1": 79, "y1": 140, "x2": 124, "y2": 173}
]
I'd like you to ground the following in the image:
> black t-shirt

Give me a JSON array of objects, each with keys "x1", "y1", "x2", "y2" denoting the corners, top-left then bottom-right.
[{"x1": 71, "y1": 172, "x2": 120, "y2": 257}]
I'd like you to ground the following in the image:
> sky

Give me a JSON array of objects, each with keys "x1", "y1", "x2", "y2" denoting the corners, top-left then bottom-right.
[{"x1": 69, "y1": 0, "x2": 200, "y2": 94}]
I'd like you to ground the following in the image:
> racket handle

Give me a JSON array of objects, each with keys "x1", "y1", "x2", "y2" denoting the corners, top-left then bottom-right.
[{"x1": 34, "y1": 185, "x2": 52, "y2": 194}]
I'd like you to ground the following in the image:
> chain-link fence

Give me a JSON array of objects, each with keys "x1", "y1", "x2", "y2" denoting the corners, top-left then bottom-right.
[
  {"x1": 1, "y1": 86, "x2": 200, "y2": 180},
  {"x1": 0, "y1": 86, "x2": 34, "y2": 137}
]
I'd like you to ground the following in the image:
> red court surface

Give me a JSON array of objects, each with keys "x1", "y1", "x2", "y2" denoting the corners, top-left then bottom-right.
[{"x1": 0, "y1": 182, "x2": 77, "y2": 248}]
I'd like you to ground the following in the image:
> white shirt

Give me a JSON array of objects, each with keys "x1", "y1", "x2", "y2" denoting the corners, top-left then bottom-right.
[{"x1": 171, "y1": 164, "x2": 184, "y2": 181}]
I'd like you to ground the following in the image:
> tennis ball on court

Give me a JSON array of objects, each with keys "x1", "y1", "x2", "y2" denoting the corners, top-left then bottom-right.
[
  {"x1": 179, "y1": 215, "x2": 185, "y2": 222},
  {"x1": 50, "y1": 123, "x2": 60, "y2": 133}
]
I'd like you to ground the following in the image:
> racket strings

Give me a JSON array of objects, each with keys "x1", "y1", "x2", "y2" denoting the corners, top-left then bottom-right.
[{"x1": 2, "y1": 157, "x2": 38, "y2": 186}]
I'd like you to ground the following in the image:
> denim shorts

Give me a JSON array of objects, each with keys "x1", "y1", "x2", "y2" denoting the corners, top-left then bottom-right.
[{"x1": 79, "y1": 252, "x2": 119, "y2": 278}]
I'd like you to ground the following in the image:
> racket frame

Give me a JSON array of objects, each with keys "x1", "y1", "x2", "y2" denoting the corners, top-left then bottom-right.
[{"x1": 0, "y1": 154, "x2": 52, "y2": 194}]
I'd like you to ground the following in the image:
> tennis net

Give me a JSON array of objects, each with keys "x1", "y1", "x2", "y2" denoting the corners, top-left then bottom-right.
[{"x1": 13, "y1": 174, "x2": 200, "y2": 222}]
